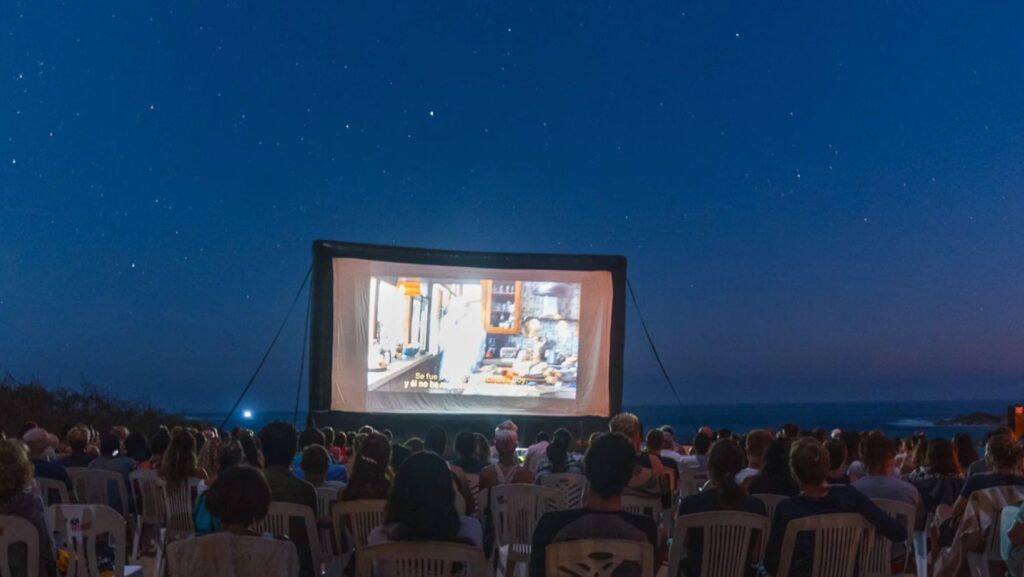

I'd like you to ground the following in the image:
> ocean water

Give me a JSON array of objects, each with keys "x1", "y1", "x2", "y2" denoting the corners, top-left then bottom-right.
[{"x1": 191, "y1": 398, "x2": 1015, "y2": 441}]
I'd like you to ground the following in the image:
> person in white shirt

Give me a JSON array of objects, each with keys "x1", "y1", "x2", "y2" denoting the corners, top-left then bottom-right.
[
  {"x1": 679, "y1": 431, "x2": 712, "y2": 470},
  {"x1": 658, "y1": 426, "x2": 685, "y2": 462},
  {"x1": 736, "y1": 429, "x2": 772, "y2": 486},
  {"x1": 525, "y1": 432, "x2": 551, "y2": 473}
]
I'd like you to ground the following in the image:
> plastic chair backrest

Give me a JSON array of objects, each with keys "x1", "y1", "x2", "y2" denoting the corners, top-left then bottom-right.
[
  {"x1": 315, "y1": 485, "x2": 342, "y2": 519},
  {"x1": 775, "y1": 513, "x2": 872, "y2": 577},
  {"x1": 356, "y1": 541, "x2": 492, "y2": 577},
  {"x1": 161, "y1": 478, "x2": 199, "y2": 538},
  {"x1": 251, "y1": 502, "x2": 321, "y2": 573},
  {"x1": 622, "y1": 494, "x2": 662, "y2": 525},
  {"x1": 546, "y1": 539, "x2": 654, "y2": 577},
  {"x1": 48, "y1": 504, "x2": 129, "y2": 577},
  {"x1": 0, "y1": 514, "x2": 40, "y2": 577},
  {"x1": 491, "y1": 484, "x2": 564, "y2": 550},
  {"x1": 752, "y1": 494, "x2": 787, "y2": 522},
  {"x1": 679, "y1": 467, "x2": 709, "y2": 498},
  {"x1": 670, "y1": 511, "x2": 770, "y2": 577},
  {"x1": 72, "y1": 469, "x2": 130, "y2": 515},
  {"x1": 859, "y1": 498, "x2": 915, "y2": 577},
  {"x1": 34, "y1": 477, "x2": 71, "y2": 506},
  {"x1": 130, "y1": 471, "x2": 165, "y2": 525},
  {"x1": 539, "y1": 473, "x2": 587, "y2": 510},
  {"x1": 333, "y1": 498, "x2": 387, "y2": 552},
  {"x1": 972, "y1": 486, "x2": 1024, "y2": 561},
  {"x1": 167, "y1": 532, "x2": 300, "y2": 577}
]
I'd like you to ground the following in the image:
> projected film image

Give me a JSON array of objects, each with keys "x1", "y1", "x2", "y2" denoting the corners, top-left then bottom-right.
[{"x1": 367, "y1": 277, "x2": 581, "y2": 400}]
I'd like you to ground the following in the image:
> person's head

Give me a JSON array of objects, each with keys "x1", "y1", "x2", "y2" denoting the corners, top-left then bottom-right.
[
  {"x1": 925, "y1": 438, "x2": 961, "y2": 476},
  {"x1": 761, "y1": 437, "x2": 794, "y2": 481},
  {"x1": 584, "y1": 432, "x2": 636, "y2": 500},
  {"x1": 692, "y1": 431, "x2": 712, "y2": 456},
  {"x1": 645, "y1": 429, "x2": 664, "y2": 453},
  {"x1": 454, "y1": 431, "x2": 476, "y2": 460},
  {"x1": 149, "y1": 429, "x2": 171, "y2": 460},
  {"x1": 381, "y1": 429, "x2": 394, "y2": 442},
  {"x1": 608, "y1": 413, "x2": 643, "y2": 451},
  {"x1": 985, "y1": 433, "x2": 1023, "y2": 472},
  {"x1": 334, "y1": 431, "x2": 348, "y2": 449},
  {"x1": 546, "y1": 439, "x2": 569, "y2": 471},
  {"x1": 494, "y1": 429, "x2": 518, "y2": 461},
  {"x1": 300, "y1": 444, "x2": 331, "y2": 483},
  {"x1": 954, "y1": 432, "x2": 979, "y2": 467},
  {"x1": 659, "y1": 426, "x2": 675, "y2": 448},
  {"x1": 496, "y1": 420, "x2": 518, "y2": 433},
  {"x1": 535, "y1": 432, "x2": 551, "y2": 444},
  {"x1": 385, "y1": 451, "x2": 462, "y2": 542},
  {"x1": 404, "y1": 438, "x2": 424, "y2": 453},
  {"x1": 160, "y1": 429, "x2": 198, "y2": 484},
  {"x1": 861, "y1": 431, "x2": 896, "y2": 475},
  {"x1": 197, "y1": 437, "x2": 223, "y2": 478},
  {"x1": 745, "y1": 429, "x2": 773, "y2": 467},
  {"x1": 342, "y1": 433, "x2": 392, "y2": 500},
  {"x1": 716, "y1": 428, "x2": 732, "y2": 442},
  {"x1": 67, "y1": 426, "x2": 90, "y2": 453},
  {"x1": 206, "y1": 465, "x2": 271, "y2": 527},
  {"x1": 238, "y1": 432, "x2": 261, "y2": 468},
  {"x1": 124, "y1": 432, "x2": 151, "y2": 461},
  {"x1": 298, "y1": 428, "x2": 326, "y2": 449},
  {"x1": 781, "y1": 424, "x2": 800, "y2": 440},
  {"x1": 812, "y1": 429, "x2": 828, "y2": 443},
  {"x1": 100, "y1": 433, "x2": 121, "y2": 457},
  {"x1": 707, "y1": 439, "x2": 748, "y2": 508},
  {"x1": 840, "y1": 431, "x2": 862, "y2": 463},
  {"x1": 0, "y1": 440, "x2": 32, "y2": 499},
  {"x1": 824, "y1": 439, "x2": 848, "y2": 474},
  {"x1": 790, "y1": 437, "x2": 830, "y2": 487},
  {"x1": 473, "y1": 433, "x2": 490, "y2": 462},
  {"x1": 424, "y1": 427, "x2": 447, "y2": 456},
  {"x1": 21, "y1": 427, "x2": 53, "y2": 460},
  {"x1": 320, "y1": 427, "x2": 335, "y2": 447},
  {"x1": 258, "y1": 421, "x2": 298, "y2": 468},
  {"x1": 553, "y1": 428, "x2": 573, "y2": 450}
]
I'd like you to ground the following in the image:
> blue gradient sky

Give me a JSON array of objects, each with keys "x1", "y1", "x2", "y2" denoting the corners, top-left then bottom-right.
[{"x1": 2, "y1": 2, "x2": 1023, "y2": 411}]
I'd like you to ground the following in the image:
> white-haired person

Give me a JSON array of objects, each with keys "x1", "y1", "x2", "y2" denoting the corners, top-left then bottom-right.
[
  {"x1": 479, "y1": 428, "x2": 532, "y2": 490},
  {"x1": 22, "y1": 427, "x2": 73, "y2": 495},
  {"x1": 0, "y1": 439, "x2": 59, "y2": 577}
]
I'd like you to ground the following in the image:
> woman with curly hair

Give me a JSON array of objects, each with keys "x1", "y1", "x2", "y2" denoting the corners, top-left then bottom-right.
[
  {"x1": 159, "y1": 430, "x2": 209, "y2": 486},
  {"x1": 340, "y1": 433, "x2": 392, "y2": 501},
  {"x1": 0, "y1": 439, "x2": 58, "y2": 577}
]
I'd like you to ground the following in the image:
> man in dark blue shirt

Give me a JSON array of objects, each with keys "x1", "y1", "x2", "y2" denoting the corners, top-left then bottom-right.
[{"x1": 23, "y1": 427, "x2": 73, "y2": 492}]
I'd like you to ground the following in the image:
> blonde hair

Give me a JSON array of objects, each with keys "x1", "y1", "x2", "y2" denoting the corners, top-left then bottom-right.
[
  {"x1": 608, "y1": 413, "x2": 641, "y2": 439},
  {"x1": 0, "y1": 440, "x2": 33, "y2": 499}
]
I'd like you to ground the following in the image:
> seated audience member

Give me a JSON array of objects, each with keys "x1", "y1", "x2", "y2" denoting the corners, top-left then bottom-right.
[
  {"x1": 737, "y1": 429, "x2": 773, "y2": 486},
  {"x1": 659, "y1": 426, "x2": 685, "y2": 462},
  {"x1": 473, "y1": 433, "x2": 493, "y2": 465},
  {"x1": 679, "y1": 431, "x2": 712, "y2": 469},
  {"x1": 148, "y1": 428, "x2": 171, "y2": 470},
  {"x1": 194, "y1": 440, "x2": 245, "y2": 535},
  {"x1": 853, "y1": 432, "x2": 925, "y2": 527},
  {"x1": 90, "y1": 432, "x2": 138, "y2": 511},
  {"x1": 340, "y1": 433, "x2": 392, "y2": 501},
  {"x1": 968, "y1": 428, "x2": 1015, "y2": 478},
  {"x1": 319, "y1": 427, "x2": 340, "y2": 462},
  {"x1": 763, "y1": 438, "x2": 907, "y2": 577},
  {"x1": 22, "y1": 427, "x2": 72, "y2": 493},
  {"x1": 949, "y1": 433, "x2": 1024, "y2": 521},
  {"x1": 608, "y1": 413, "x2": 661, "y2": 499},
  {"x1": 479, "y1": 429, "x2": 533, "y2": 490},
  {"x1": 530, "y1": 433, "x2": 664, "y2": 576},
  {"x1": 641, "y1": 429, "x2": 678, "y2": 503},
  {"x1": 299, "y1": 445, "x2": 345, "y2": 490},
  {"x1": 384, "y1": 429, "x2": 411, "y2": 470},
  {"x1": 954, "y1": 432, "x2": 980, "y2": 473},
  {"x1": 525, "y1": 432, "x2": 551, "y2": 473},
  {"x1": 237, "y1": 430, "x2": 262, "y2": 468},
  {"x1": 369, "y1": 452, "x2": 483, "y2": 547},
  {"x1": 424, "y1": 426, "x2": 475, "y2": 515},
  {"x1": 123, "y1": 432, "x2": 151, "y2": 466},
  {"x1": 258, "y1": 421, "x2": 317, "y2": 577},
  {"x1": 452, "y1": 430, "x2": 488, "y2": 475},
  {"x1": 678, "y1": 439, "x2": 767, "y2": 576},
  {"x1": 906, "y1": 438, "x2": 964, "y2": 514},
  {"x1": 205, "y1": 465, "x2": 274, "y2": 533},
  {"x1": 781, "y1": 424, "x2": 800, "y2": 440},
  {"x1": 535, "y1": 438, "x2": 583, "y2": 484},
  {"x1": 330, "y1": 430, "x2": 347, "y2": 464},
  {"x1": 293, "y1": 428, "x2": 347, "y2": 484},
  {"x1": 841, "y1": 431, "x2": 866, "y2": 481},
  {"x1": 748, "y1": 438, "x2": 799, "y2": 497},
  {"x1": 535, "y1": 428, "x2": 583, "y2": 474},
  {"x1": 824, "y1": 439, "x2": 850, "y2": 485},
  {"x1": 159, "y1": 430, "x2": 209, "y2": 486},
  {"x1": 58, "y1": 426, "x2": 96, "y2": 468},
  {"x1": 0, "y1": 439, "x2": 58, "y2": 577},
  {"x1": 403, "y1": 437, "x2": 424, "y2": 454}
]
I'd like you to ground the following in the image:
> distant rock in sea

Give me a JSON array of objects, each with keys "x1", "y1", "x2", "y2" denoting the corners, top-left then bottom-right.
[{"x1": 936, "y1": 412, "x2": 1004, "y2": 427}]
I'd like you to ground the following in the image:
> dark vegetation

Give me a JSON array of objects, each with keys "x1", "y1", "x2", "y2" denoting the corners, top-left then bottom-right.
[{"x1": 0, "y1": 372, "x2": 192, "y2": 438}]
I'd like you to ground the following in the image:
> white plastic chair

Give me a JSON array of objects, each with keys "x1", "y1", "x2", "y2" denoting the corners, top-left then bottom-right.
[
  {"x1": 966, "y1": 487, "x2": 1024, "y2": 577},
  {"x1": 546, "y1": 539, "x2": 655, "y2": 577},
  {"x1": 0, "y1": 514, "x2": 40, "y2": 577},
  {"x1": 539, "y1": 473, "x2": 587, "y2": 510},
  {"x1": 859, "y1": 498, "x2": 916, "y2": 577},
  {"x1": 251, "y1": 501, "x2": 322, "y2": 575},
  {"x1": 775, "y1": 513, "x2": 873, "y2": 577},
  {"x1": 669, "y1": 511, "x2": 769, "y2": 577},
  {"x1": 46, "y1": 504, "x2": 143, "y2": 577},
  {"x1": 313, "y1": 486, "x2": 344, "y2": 575},
  {"x1": 622, "y1": 494, "x2": 662, "y2": 525},
  {"x1": 679, "y1": 467, "x2": 709, "y2": 499},
  {"x1": 72, "y1": 469, "x2": 131, "y2": 515},
  {"x1": 167, "y1": 532, "x2": 301, "y2": 577},
  {"x1": 129, "y1": 470, "x2": 164, "y2": 561},
  {"x1": 491, "y1": 484, "x2": 564, "y2": 577},
  {"x1": 356, "y1": 541, "x2": 492, "y2": 577},
  {"x1": 33, "y1": 477, "x2": 72, "y2": 505},
  {"x1": 333, "y1": 498, "x2": 387, "y2": 553},
  {"x1": 752, "y1": 494, "x2": 787, "y2": 522},
  {"x1": 155, "y1": 477, "x2": 201, "y2": 577}
]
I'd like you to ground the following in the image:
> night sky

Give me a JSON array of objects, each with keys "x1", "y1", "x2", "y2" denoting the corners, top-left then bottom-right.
[{"x1": 3, "y1": 2, "x2": 1023, "y2": 413}]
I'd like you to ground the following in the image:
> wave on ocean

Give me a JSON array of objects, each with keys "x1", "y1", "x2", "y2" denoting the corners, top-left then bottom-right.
[{"x1": 888, "y1": 418, "x2": 935, "y2": 428}]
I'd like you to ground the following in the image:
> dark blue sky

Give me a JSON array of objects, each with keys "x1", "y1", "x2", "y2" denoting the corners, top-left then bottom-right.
[{"x1": 2, "y1": 2, "x2": 1023, "y2": 412}]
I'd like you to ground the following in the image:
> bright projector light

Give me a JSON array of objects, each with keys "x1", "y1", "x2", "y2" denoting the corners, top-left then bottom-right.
[{"x1": 242, "y1": 410, "x2": 253, "y2": 419}]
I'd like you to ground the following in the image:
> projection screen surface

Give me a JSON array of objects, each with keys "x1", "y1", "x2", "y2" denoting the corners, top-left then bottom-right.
[{"x1": 310, "y1": 242, "x2": 625, "y2": 418}]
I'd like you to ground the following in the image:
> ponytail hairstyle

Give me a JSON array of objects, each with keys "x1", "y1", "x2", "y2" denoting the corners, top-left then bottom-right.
[{"x1": 707, "y1": 439, "x2": 747, "y2": 509}]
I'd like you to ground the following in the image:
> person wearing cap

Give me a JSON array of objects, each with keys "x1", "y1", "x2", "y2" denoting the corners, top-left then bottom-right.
[
  {"x1": 22, "y1": 427, "x2": 73, "y2": 493},
  {"x1": 479, "y1": 428, "x2": 533, "y2": 491}
]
